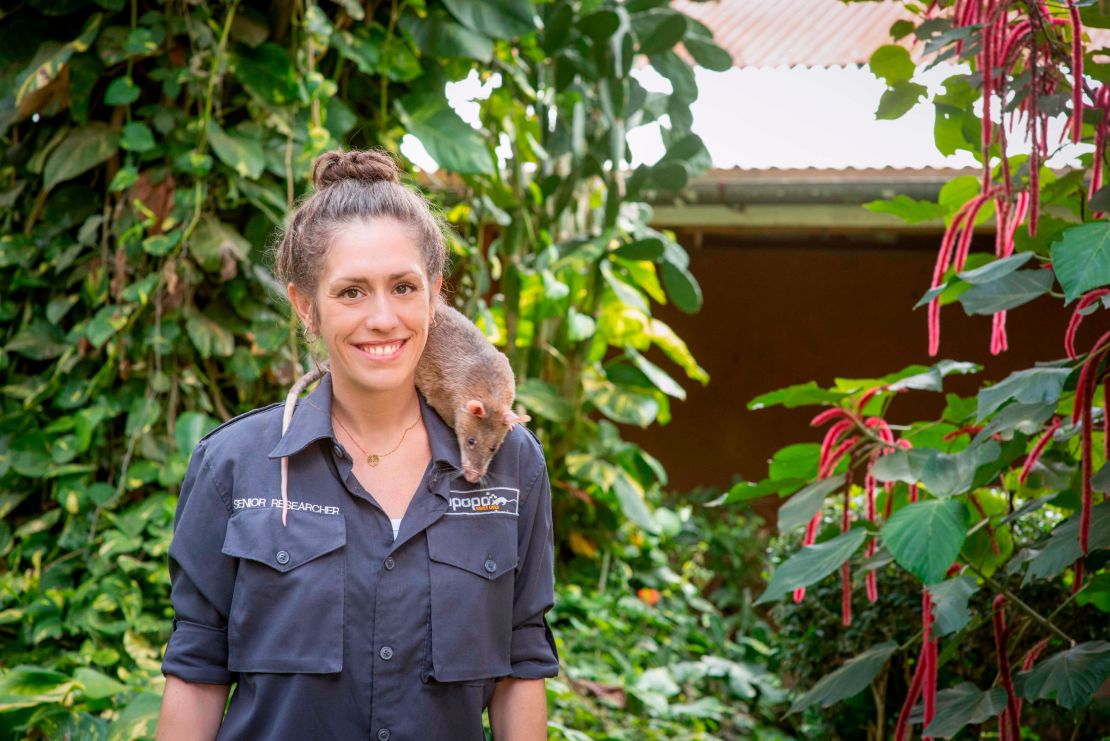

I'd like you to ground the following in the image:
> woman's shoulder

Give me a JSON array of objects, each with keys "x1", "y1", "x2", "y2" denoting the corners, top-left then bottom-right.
[
  {"x1": 195, "y1": 401, "x2": 285, "y2": 462},
  {"x1": 500, "y1": 423, "x2": 547, "y2": 480}
]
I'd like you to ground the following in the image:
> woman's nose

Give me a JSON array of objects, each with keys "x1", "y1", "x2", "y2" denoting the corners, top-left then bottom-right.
[{"x1": 362, "y1": 293, "x2": 399, "y2": 331}]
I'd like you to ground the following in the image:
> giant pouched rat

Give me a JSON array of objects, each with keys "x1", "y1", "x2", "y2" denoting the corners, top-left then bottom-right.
[
  {"x1": 277, "y1": 297, "x2": 529, "y2": 522},
  {"x1": 414, "y1": 296, "x2": 530, "y2": 483}
]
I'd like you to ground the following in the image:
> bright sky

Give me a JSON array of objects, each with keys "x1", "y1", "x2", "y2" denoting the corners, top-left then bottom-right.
[{"x1": 401, "y1": 64, "x2": 1087, "y2": 173}]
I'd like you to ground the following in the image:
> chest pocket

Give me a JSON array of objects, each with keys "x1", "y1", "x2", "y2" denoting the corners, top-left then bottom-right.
[
  {"x1": 221, "y1": 508, "x2": 346, "y2": 674},
  {"x1": 425, "y1": 515, "x2": 519, "y2": 682}
]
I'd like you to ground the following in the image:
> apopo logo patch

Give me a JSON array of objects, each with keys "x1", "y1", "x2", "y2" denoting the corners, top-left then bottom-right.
[{"x1": 446, "y1": 486, "x2": 520, "y2": 516}]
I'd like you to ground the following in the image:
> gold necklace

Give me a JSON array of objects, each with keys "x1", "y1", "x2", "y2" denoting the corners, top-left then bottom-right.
[{"x1": 331, "y1": 411, "x2": 422, "y2": 467}]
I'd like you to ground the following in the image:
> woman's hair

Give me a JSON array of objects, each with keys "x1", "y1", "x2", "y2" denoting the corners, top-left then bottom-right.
[{"x1": 272, "y1": 149, "x2": 449, "y2": 319}]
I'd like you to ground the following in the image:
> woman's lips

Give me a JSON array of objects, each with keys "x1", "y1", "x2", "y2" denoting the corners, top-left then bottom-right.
[{"x1": 353, "y1": 338, "x2": 408, "y2": 361}]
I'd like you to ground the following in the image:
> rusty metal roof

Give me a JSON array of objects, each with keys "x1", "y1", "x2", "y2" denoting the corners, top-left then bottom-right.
[{"x1": 673, "y1": 0, "x2": 916, "y2": 68}]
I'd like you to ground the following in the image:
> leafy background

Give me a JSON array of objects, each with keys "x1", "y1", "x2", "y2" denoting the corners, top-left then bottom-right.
[
  {"x1": 0, "y1": 0, "x2": 783, "y2": 738},
  {"x1": 4, "y1": 0, "x2": 1110, "y2": 739}
]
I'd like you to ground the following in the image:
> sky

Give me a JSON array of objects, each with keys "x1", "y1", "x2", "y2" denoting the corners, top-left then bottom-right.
[{"x1": 401, "y1": 64, "x2": 1087, "y2": 173}]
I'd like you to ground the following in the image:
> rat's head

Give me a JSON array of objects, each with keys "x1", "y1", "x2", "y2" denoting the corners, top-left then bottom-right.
[{"x1": 456, "y1": 398, "x2": 530, "y2": 483}]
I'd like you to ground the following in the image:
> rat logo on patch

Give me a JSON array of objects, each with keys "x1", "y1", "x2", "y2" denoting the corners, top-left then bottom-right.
[{"x1": 446, "y1": 486, "x2": 520, "y2": 516}]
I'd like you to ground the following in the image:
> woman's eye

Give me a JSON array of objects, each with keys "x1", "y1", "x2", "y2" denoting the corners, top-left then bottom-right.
[
  {"x1": 395, "y1": 282, "x2": 416, "y2": 295},
  {"x1": 339, "y1": 287, "x2": 361, "y2": 299},
  {"x1": 467, "y1": 437, "x2": 476, "y2": 446}
]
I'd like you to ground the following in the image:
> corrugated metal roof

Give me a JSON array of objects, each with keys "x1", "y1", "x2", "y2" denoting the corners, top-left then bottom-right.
[{"x1": 674, "y1": 0, "x2": 914, "y2": 68}]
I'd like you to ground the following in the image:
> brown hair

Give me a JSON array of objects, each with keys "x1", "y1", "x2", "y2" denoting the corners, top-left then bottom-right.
[{"x1": 272, "y1": 148, "x2": 449, "y2": 324}]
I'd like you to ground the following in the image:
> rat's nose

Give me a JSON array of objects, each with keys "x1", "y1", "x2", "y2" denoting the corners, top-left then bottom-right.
[{"x1": 463, "y1": 467, "x2": 482, "y2": 483}]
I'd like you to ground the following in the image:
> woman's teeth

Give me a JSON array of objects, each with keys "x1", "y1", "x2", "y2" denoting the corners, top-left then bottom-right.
[{"x1": 360, "y1": 341, "x2": 403, "y2": 356}]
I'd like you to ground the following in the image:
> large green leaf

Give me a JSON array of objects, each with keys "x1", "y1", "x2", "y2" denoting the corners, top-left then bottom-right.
[
  {"x1": 977, "y1": 367, "x2": 1070, "y2": 421},
  {"x1": 43, "y1": 123, "x2": 118, "y2": 190},
  {"x1": 912, "y1": 683, "x2": 1007, "y2": 738},
  {"x1": 927, "y1": 575, "x2": 979, "y2": 636},
  {"x1": 659, "y1": 261, "x2": 702, "y2": 313},
  {"x1": 515, "y1": 378, "x2": 573, "y2": 423},
  {"x1": 882, "y1": 498, "x2": 967, "y2": 584},
  {"x1": 748, "y1": 382, "x2": 846, "y2": 411},
  {"x1": 399, "y1": 12, "x2": 492, "y2": 62},
  {"x1": 863, "y1": 195, "x2": 945, "y2": 225},
  {"x1": 876, "y1": 82, "x2": 927, "y2": 120},
  {"x1": 14, "y1": 14, "x2": 101, "y2": 105},
  {"x1": 957, "y1": 269, "x2": 1054, "y2": 315},
  {"x1": 870, "y1": 441, "x2": 999, "y2": 497},
  {"x1": 1025, "y1": 500, "x2": 1110, "y2": 583},
  {"x1": 870, "y1": 44, "x2": 915, "y2": 84},
  {"x1": 5, "y1": 320, "x2": 66, "y2": 360},
  {"x1": 956, "y1": 252, "x2": 1034, "y2": 284},
  {"x1": 632, "y1": 10, "x2": 686, "y2": 56},
  {"x1": 777, "y1": 474, "x2": 845, "y2": 534},
  {"x1": 396, "y1": 93, "x2": 493, "y2": 176},
  {"x1": 721, "y1": 476, "x2": 806, "y2": 504},
  {"x1": 73, "y1": 667, "x2": 126, "y2": 700},
  {"x1": 206, "y1": 121, "x2": 265, "y2": 179},
  {"x1": 786, "y1": 641, "x2": 898, "y2": 715},
  {"x1": 1017, "y1": 641, "x2": 1110, "y2": 710},
  {"x1": 442, "y1": 0, "x2": 535, "y2": 38},
  {"x1": 1051, "y1": 221, "x2": 1110, "y2": 303},
  {"x1": 0, "y1": 666, "x2": 75, "y2": 711},
  {"x1": 611, "y1": 468, "x2": 660, "y2": 534},
  {"x1": 231, "y1": 42, "x2": 304, "y2": 106},
  {"x1": 756, "y1": 527, "x2": 867, "y2": 604},
  {"x1": 884, "y1": 359, "x2": 980, "y2": 393},
  {"x1": 684, "y1": 37, "x2": 732, "y2": 71}
]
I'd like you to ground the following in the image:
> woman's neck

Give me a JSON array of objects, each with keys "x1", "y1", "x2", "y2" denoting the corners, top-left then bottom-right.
[{"x1": 329, "y1": 376, "x2": 423, "y2": 448}]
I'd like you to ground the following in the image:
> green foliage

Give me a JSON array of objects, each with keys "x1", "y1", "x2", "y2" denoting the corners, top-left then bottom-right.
[
  {"x1": 0, "y1": 0, "x2": 723, "y2": 736},
  {"x1": 882, "y1": 499, "x2": 968, "y2": 585}
]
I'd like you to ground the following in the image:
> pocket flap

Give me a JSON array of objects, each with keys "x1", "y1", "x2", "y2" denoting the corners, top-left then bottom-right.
[
  {"x1": 427, "y1": 517, "x2": 518, "y2": 580},
  {"x1": 221, "y1": 507, "x2": 345, "y2": 573}
]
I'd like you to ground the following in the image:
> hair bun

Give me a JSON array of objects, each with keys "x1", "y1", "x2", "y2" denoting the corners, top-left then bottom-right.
[{"x1": 312, "y1": 149, "x2": 401, "y2": 190}]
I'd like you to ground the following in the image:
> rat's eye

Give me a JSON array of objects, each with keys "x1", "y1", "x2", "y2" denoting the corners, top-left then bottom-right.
[
  {"x1": 488, "y1": 446, "x2": 495, "y2": 453},
  {"x1": 467, "y1": 437, "x2": 476, "y2": 446}
]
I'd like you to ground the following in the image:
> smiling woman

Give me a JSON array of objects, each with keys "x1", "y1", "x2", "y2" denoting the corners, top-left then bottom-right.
[{"x1": 155, "y1": 150, "x2": 558, "y2": 741}]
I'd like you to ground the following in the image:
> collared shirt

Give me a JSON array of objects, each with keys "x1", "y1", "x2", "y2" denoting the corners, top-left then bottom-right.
[{"x1": 161, "y1": 373, "x2": 558, "y2": 740}]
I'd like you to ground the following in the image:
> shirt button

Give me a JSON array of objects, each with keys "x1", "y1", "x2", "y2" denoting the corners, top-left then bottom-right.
[
  {"x1": 484, "y1": 558, "x2": 497, "y2": 574},
  {"x1": 275, "y1": 550, "x2": 290, "y2": 565},
  {"x1": 377, "y1": 730, "x2": 391, "y2": 741},
  {"x1": 379, "y1": 646, "x2": 394, "y2": 660},
  {"x1": 333, "y1": 444, "x2": 345, "y2": 459},
  {"x1": 383, "y1": 556, "x2": 395, "y2": 571}
]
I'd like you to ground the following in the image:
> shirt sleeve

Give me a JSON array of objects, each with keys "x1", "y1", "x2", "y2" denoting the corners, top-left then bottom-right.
[
  {"x1": 161, "y1": 440, "x2": 239, "y2": 685},
  {"x1": 508, "y1": 444, "x2": 559, "y2": 679}
]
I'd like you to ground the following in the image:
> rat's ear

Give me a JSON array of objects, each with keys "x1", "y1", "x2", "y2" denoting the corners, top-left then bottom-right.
[
  {"x1": 466, "y1": 399, "x2": 486, "y2": 418},
  {"x1": 502, "y1": 410, "x2": 531, "y2": 426}
]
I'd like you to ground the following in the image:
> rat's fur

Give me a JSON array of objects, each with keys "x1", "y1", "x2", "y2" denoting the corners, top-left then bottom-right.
[{"x1": 415, "y1": 297, "x2": 528, "y2": 483}]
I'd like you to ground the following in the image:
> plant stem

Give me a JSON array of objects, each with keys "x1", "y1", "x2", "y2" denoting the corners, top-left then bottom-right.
[{"x1": 961, "y1": 558, "x2": 1076, "y2": 645}]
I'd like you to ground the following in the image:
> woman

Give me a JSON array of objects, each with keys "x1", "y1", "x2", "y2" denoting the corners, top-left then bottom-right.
[{"x1": 156, "y1": 150, "x2": 558, "y2": 740}]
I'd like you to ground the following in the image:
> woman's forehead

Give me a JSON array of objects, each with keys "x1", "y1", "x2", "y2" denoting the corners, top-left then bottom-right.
[{"x1": 324, "y1": 218, "x2": 426, "y2": 279}]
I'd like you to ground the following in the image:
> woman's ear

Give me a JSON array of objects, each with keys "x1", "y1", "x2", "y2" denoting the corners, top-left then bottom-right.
[{"x1": 287, "y1": 282, "x2": 314, "y2": 332}]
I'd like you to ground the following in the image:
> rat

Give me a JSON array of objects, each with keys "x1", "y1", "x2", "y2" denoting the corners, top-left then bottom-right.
[
  {"x1": 277, "y1": 297, "x2": 529, "y2": 523},
  {"x1": 414, "y1": 296, "x2": 530, "y2": 484}
]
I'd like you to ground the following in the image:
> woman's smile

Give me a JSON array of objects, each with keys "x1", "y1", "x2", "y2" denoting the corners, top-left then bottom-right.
[{"x1": 352, "y1": 338, "x2": 409, "y2": 361}]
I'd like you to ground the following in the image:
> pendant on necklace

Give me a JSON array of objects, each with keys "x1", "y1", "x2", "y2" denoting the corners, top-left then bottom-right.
[{"x1": 367, "y1": 454, "x2": 380, "y2": 467}]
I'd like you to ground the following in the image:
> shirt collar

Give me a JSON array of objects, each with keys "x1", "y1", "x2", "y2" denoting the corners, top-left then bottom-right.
[{"x1": 267, "y1": 371, "x2": 461, "y2": 470}]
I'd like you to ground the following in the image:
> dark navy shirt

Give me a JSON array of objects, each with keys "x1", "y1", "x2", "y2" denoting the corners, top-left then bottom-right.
[{"x1": 161, "y1": 373, "x2": 558, "y2": 740}]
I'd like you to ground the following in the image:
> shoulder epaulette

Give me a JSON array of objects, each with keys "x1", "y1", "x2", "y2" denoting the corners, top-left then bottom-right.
[{"x1": 199, "y1": 401, "x2": 284, "y2": 443}]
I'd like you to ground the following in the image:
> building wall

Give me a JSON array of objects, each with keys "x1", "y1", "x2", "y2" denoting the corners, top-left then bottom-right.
[{"x1": 624, "y1": 232, "x2": 1069, "y2": 499}]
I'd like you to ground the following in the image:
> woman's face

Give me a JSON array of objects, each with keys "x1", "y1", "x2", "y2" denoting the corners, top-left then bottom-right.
[{"x1": 289, "y1": 217, "x2": 440, "y2": 398}]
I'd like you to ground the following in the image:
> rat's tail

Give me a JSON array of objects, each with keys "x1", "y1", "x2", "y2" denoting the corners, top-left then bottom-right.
[{"x1": 280, "y1": 365, "x2": 327, "y2": 526}]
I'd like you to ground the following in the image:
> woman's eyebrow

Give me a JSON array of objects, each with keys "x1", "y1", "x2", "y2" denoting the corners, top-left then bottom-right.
[{"x1": 329, "y1": 271, "x2": 418, "y2": 285}]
